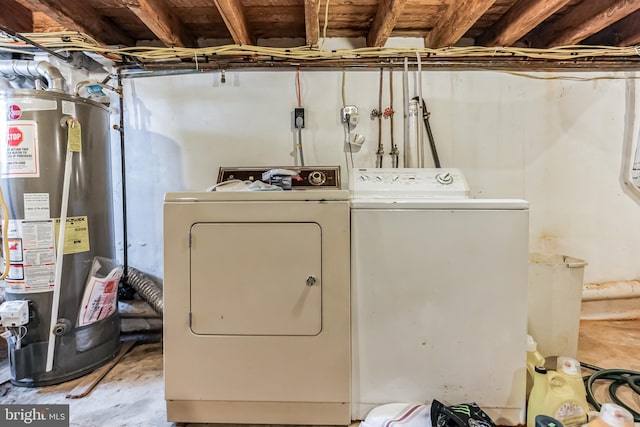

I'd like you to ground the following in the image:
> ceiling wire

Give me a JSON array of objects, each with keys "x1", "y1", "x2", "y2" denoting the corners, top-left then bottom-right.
[
  {"x1": 296, "y1": 67, "x2": 302, "y2": 107},
  {"x1": 320, "y1": 0, "x2": 331, "y2": 52},
  {"x1": 0, "y1": 24, "x2": 72, "y2": 62},
  {"x1": 341, "y1": 68, "x2": 346, "y2": 106},
  {"x1": 1, "y1": 32, "x2": 639, "y2": 65}
]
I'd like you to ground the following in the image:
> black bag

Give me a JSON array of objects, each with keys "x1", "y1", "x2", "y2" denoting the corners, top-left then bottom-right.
[{"x1": 430, "y1": 400, "x2": 497, "y2": 427}]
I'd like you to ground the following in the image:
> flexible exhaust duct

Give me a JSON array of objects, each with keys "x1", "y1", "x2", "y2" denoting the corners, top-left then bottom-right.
[
  {"x1": 127, "y1": 267, "x2": 164, "y2": 315},
  {"x1": 0, "y1": 60, "x2": 66, "y2": 92}
]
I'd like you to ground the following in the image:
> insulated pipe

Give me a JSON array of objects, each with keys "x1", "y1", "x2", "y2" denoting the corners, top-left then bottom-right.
[
  {"x1": 0, "y1": 60, "x2": 66, "y2": 92},
  {"x1": 127, "y1": 267, "x2": 163, "y2": 315},
  {"x1": 621, "y1": 78, "x2": 640, "y2": 206},
  {"x1": 582, "y1": 280, "x2": 640, "y2": 302}
]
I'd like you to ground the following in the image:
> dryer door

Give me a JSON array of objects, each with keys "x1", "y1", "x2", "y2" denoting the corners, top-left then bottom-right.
[{"x1": 189, "y1": 222, "x2": 322, "y2": 336}]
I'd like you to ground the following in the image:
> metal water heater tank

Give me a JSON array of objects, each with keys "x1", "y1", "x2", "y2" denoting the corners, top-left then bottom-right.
[{"x1": 0, "y1": 71, "x2": 120, "y2": 386}]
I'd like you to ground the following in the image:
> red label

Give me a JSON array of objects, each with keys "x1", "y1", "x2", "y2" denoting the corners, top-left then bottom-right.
[
  {"x1": 104, "y1": 279, "x2": 118, "y2": 293},
  {"x1": 7, "y1": 127, "x2": 23, "y2": 146},
  {"x1": 8, "y1": 104, "x2": 21, "y2": 120}
]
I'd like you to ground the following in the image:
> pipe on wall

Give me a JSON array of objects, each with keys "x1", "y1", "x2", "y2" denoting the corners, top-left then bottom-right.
[
  {"x1": 620, "y1": 78, "x2": 640, "y2": 206},
  {"x1": 581, "y1": 279, "x2": 640, "y2": 320},
  {"x1": 0, "y1": 60, "x2": 66, "y2": 92},
  {"x1": 583, "y1": 279, "x2": 640, "y2": 301}
]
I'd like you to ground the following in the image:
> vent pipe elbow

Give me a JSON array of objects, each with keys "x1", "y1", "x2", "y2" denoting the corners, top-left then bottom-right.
[
  {"x1": 35, "y1": 61, "x2": 66, "y2": 92},
  {"x1": 0, "y1": 60, "x2": 66, "y2": 92}
]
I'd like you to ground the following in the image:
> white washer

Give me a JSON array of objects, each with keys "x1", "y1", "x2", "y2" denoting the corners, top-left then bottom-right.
[{"x1": 350, "y1": 168, "x2": 528, "y2": 425}]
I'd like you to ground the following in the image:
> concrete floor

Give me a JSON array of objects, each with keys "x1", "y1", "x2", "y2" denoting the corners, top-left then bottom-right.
[{"x1": 1, "y1": 319, "x2": 639, "y2": 427}]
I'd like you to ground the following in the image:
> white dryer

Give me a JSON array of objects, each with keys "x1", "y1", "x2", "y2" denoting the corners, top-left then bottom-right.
[
  {"x1": 350, "y1": 168, "x2": 528, "y2": 425},
  {"x1": 163, "y1": 167, "x2": 351, "y2": 425}
]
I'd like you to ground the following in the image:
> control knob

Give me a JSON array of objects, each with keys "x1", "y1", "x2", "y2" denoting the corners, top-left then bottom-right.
[
  {"x1": 436, "y1": 172, "x2": 453, "y2": 185},
  {"x1": 308, "y1": 171, "x2": 327, "y2": 186}
]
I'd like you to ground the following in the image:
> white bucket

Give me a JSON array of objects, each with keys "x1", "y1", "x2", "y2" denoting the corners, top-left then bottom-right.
[{"x1": 528, "y1": 253, "x2": 588, "y2": 358}]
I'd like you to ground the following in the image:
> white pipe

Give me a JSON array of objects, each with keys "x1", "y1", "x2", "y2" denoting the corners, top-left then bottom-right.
[
  {"x1": 620, "y1": 77, "x2": 640, "y2": 205},
  {"x1": 407, "y1": 99, "x2": 420, "y2": 167},
  {"x1": 416, "y1": 53, "x2": 424, "y2": 168},
  {"x1": 403, "y1": 57, "x2": 409, "y2": 168},
  {"x1": 0, "y1": 60, "x2": 66, "y2": 92},
  {"x1": 582, "y1": 279, "x2": 640, "y2": 302},
  {"x1": 45, "y1": 120, "x2": 75, "y2": 372}
]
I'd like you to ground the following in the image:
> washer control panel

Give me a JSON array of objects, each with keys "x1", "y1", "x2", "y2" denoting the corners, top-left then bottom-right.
[{"x1": 351, "y1": 168, "x2": 469, "y2": 199}]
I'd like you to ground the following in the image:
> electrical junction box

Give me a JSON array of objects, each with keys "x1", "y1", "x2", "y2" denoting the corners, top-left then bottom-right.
[
  {"x1": 340, "y1": 105, "x2": 358, "y2": 123},
  {"x1": 294, "y1": 108, "x2": 305, "y2": 128},
  {"x1": 0, "y1": 300, "x2": 29, "y2": 327}
]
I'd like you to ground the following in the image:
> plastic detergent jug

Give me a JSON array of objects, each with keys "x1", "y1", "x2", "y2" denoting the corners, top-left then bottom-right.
[
  {"x1": 587, "y1": 404, "x2": 634, "y2": 427},
  {"x1": 527, "y1": 335, "x2": 546, "y2": 397},
  {"x1": 527, "y1": 357, "x2": 589, "y2": 427}
]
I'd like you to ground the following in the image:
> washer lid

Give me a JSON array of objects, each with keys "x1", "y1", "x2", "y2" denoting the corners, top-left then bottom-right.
[{"x1": 350, "y1": 198, "x2": 529, "y2": 210}]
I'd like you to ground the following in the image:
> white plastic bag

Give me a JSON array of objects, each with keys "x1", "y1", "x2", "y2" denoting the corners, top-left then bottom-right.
[{"x1": 361, "y1": 403, "x2": 432, "y2": 427}]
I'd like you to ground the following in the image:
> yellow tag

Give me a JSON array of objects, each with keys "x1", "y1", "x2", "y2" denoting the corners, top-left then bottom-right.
[
  {"x1": 68, "y1": 120, "x2": 82, "y2": 152},
  {"x1": 54, "y1": 216, "x2": 90, "y2": 254}
]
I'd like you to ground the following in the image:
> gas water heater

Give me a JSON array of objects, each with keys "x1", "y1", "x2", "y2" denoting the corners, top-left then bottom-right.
[{"x1": 0, "y1": 60, "x2": 120, "y2": 386}]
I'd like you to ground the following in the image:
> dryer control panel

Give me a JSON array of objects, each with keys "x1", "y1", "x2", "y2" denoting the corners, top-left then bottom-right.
[
  {"x1": 350, "y1": 168, "x2": 469, "y2": 199},
  {"x1": 218, "y1": 166, "x2": 341, "y2": 189}
]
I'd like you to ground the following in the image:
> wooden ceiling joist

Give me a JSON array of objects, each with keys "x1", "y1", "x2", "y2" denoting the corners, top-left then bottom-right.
[
  {"x1": 304, "y1": 0, "x2": 319, "y2": 47},
  {"x1": 584, "y1": 9, "x2": 640, "y2": 46},
  {"x1": 212, "y1": 0, "x2": 255, "y2": 45},
  {"x1": 425, "y1": 0, "x2": 497, "y2": 48},
  {"x1": 477, "y1": 0, "x2": 571, "y2": 47},
  {"x1": 124, "y1": 0, "x2": 194, "y2": 47},
  {"x1": 611, "y1": 10, "x2": 640, "y2": 46},
  {"x1": 536, "y1": 0, "x2": 640, "y2": 47},
  {"x1": 12, "y1": 0, "x2": 133, "y2": 46},
  {"x1": 367, "y1": 0, "x2": 409, "y2": 47},
  {"x1": 2, "y1": 0, "x2": 33, "y2": 33}
]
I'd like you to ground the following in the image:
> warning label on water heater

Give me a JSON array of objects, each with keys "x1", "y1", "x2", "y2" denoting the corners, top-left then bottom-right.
[
  {"x1": 5, "y1": 219, "x2": 56, "y2": 293},
  {"x1": 1, "y1": 120, "x2": 40, "y2": 179}
]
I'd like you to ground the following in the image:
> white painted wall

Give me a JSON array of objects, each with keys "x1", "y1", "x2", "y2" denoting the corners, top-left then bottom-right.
[{"x1": 118, "y1": 67, "x2": 640, "y2": 284}]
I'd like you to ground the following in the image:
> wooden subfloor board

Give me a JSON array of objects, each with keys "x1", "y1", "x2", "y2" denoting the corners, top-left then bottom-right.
[
  {"x1": 0, "y1": 359, "x2": 9, "y2": 384},
  {"x1": 66, "y1": 340, "x2": 136, "y2": 399}
]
